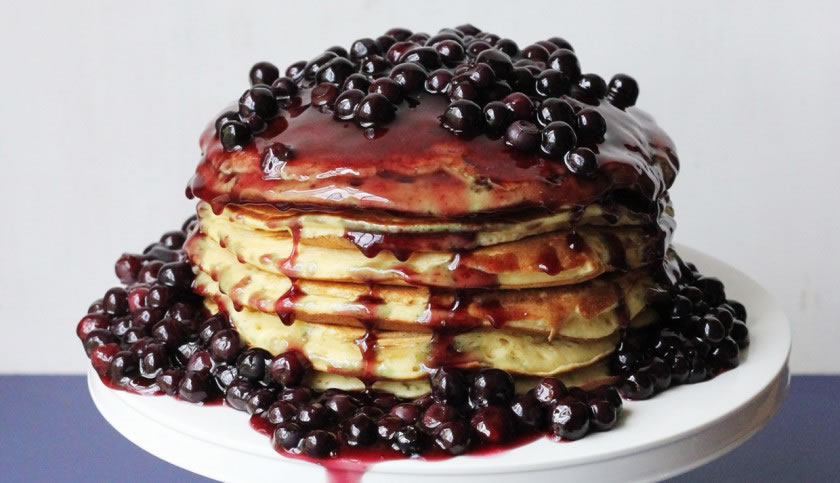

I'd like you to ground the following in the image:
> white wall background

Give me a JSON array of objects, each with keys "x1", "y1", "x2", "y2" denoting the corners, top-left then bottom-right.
[{"x1": 1, "y1": 0, "x2": 837, "y2": 374}]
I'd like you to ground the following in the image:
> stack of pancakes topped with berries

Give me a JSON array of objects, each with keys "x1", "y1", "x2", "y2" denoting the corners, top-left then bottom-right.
[{"x1": 184, "y1": 26, "x2": 679, "y2": 396}]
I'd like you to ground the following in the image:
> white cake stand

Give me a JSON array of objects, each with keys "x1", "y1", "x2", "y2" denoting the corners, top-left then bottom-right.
[{"x1": 88, "y1": 245, "x2": 791, "y2": 482}]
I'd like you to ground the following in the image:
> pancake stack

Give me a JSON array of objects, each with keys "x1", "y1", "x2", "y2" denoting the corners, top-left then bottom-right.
[{"x1": 184, "y1": 37, "x2": 680, "y2": 397}]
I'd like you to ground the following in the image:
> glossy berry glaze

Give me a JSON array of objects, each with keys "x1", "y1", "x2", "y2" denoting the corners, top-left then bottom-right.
[
  {"x1": 78, "y1": 24, "x2": 748, "y2": 482},
  {"x1": 186, "y1": 27, "x2": 678, "y2": 220},
  {"x1": 77, "y1": 215, "x2": 748, "y2": 481}
]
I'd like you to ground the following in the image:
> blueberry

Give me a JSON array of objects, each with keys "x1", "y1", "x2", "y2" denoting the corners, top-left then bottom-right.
[
  {"x1": 471, "y1": 368, "x2": 515, "y2": 407},
  {"x1": 386, "y1": 41, "x2": 418, "y2": 65},
  {"x1": 199, "y1": 314, "x2": 229, "y2": 345},
  {"x1": 236, "y1": 347, "x2": 272, "y2": 382},
  {"x1": 699, "y1": 314, "x2": 726, "y2": 344},
  {"x1": 300, "y1": 429, "x2": 338, "y2": 458},
  {"x1": 342, "y1": 413, "x2": 377, "y2": 447},
  {"x1": 341, "y1": 73, "x2": 371, "y2": 93},
  {"x1": 435, "y1": 421, "x2": 471, "y2": 455},
  {"x1": 103, "y1": 287, "x2": 129, "y2": 316},
  {"x1": 475, "y1": 49, "x2": 513, "y2": 79},
  {"x1": 212, "y1": 364, "x2": 238, "y2": 392},
  {"x1": 645, "y1": 357, "x2": 672, "y2": 391},
  {"x1": 392, "y1": 426, "x2": 427, "y2": 455},
  {"x1": 468, "y1": 62, "x2": 495, "y2": 88},
  {"x1": 83, "y1": 328, "x2": 118, "y2": 356},
  {"x1": 575, "y1": 108, "x2": 607, "y2": 144},
  {"x1": 156, "y1": 369, "x2": 183, "y2": 396},
  {"x1": 666, "y1": 352, "x2": 691, "y2": 384},
  {"x1": 434, "y1": 40, "x2": 466, "y2": 65},
  {"x1": 619, "y1": 370, "x2": 655, "y2": 399},
  {"x1": 139, "y1": 342, "x2": 168, "y2": 378},
  {"x1": 534, "y1": 377, "x2": 568, "y2": 406},
  {"x1": 495, "y1": 38, "x2": 519, "y2": 57},
  {"x1": 249, "y1": 61, "x2": 279, "y2": 86},
  {"x1": 269, "y1": 351, "x2": 310, "y2": 386},
  {"x1": 441, "y1": 99, "x2": 484, "y2": 137},
  {"x1": 310, "y1": 82, "x2": 339, "y2": 107},
  {"x1": 151, "y1": 318, "x2": 185, "y2": 348},
  {"x1": 266, "y1": 400, "x2": 297, "y2": 424},
  {"x1": 726, "y1": 300, "x2": 748, "y2": 322},
  {"x1": 565, "y1": 147, "x2": 598, "y2": 177},
  {"x1": 324, "y1": 394, "x2": 358, "y2": 419},
  {"x1": 548, "y1": 49, "x2": 581, "y2": 80},
  {"x1": 350, "y1": 38, "x2": 380, "y2": 60},
  {"x1": 425, "y1": 69, "x2": 453, "y2": 94},
  {"x1": 280, "y1": 386, "x2": 313, "y2": 405},
  {"x1": 466, "y1": 41, "x2": 492, "y2": 57},
  {"x1": 303, "y1": 52, "x2": 338, "y2": 80},
  {"x1": 270, "y1": 76, "x2": 299, "y2": 99},
  {"x1": 389, "y1": 403, "x2": 421, "y2": 424},
  {"x1": 115, "y1": 254, "x2": 143, "y2": 284},
  {"x1": 385, "y1": 27, "x2": 413, "y2": 41},
  {"x1": 298, "y1": 403, "x2": 333, "y2": 429},
  {"x1": 325, "y1": 45, "x2": 349, "y2": 58},
  {"x1": 315, "y1": 57, "x2": 354, "y2": 85},
  {"x1": 239, "y1": 86, "x2": 279, "y2": 120},
  {"x1": 541, "y1": 121, "x2": 577, "y2": 157},
  {"x1": 355, "y1": 93, "x2": 395, "y2": 127},
  {"x1": 376, "y1": 35, "x2": 397, "y2": 53},
  {"x1": 208, "y1": 329, "x2": 241, "y2": 363},
  {"x1": 511, "y1": 392, "x2": 546, "y2": 429},
  {"x1": 369, "y1": 77, "x2": 403, "y2": 104},
  {"x1": 502, "y1": 92, "x2": 534, "y2": 121},
  {"x1": 550, "y1": 397, "x2": 590, "y2": 440},
  {"x1": 710, "y1": 337, "x2": 740, "y2": 370},
  {"x1": 470, "y1": 406, "x2": 513, "y2": 443},
  {"x1": 376, "y1": 415, "x2": 403, "y2": 441},
  {"x1": 390, "y1": 62, "x2": 427, "y2": 92},
  {"x1": 359, "y1": 55, "x2": 389, "y2": 76},
  {"x1": 178, "y1": 370, "x2": 211, "y2": 403},
  {"x1": 571, "y1": 74, "x2": 607, "y2": 104},
  {"x1": 431, "y1": 367, "x2": 467, "y2": 405},
  {"x1": 448, "y1": 79, "x2": 479, "y2": 102},
  {"x1": 607, "y1": 74, "x2": 639, "y2": 109},
  {"x1": 272, "y1": 422, "x2": 305, "y2": 451},
  {"x1": 521, "y1": 44, "x2": 550, "y2": 62},
  {"x1": 588, "y1": 399, "x2": 618, "y2": 431},
  {"x1": 504, "y1": 120, "x2": 540, "y2": 152},
  {"x1": 421, "y1": 402, "x2": 458, "y2": 431},
  {"x1": 285, "y1": 60, "x2": 306, "y2": 81},
  {"x1": 509, "y1": 67, "x2": 536, "y2": 95},
  {"x1": 225, "y1": 381, "x2": 253, "y2": 411},
  {"x1": 157, "y1": 261, "x2": 193, "y2": 290},
  {"x1": 535, "y1": 70, "x2": 570, "y2": 97},
  {"x1": 399, "y1": 46, "x2": 442, "y2": 70},
  {"x1": 219, "y1": 121, "x2": 252, "y2": 152},
  {"x1": 246, "y1": 388, "x2": 275, "y2": 415},
  {"x1": 483, "y1": 100, "x2": 513, "y2": 135},
  {"x1": 730, "y1": 320, "x2": 750, "y2": 348}
]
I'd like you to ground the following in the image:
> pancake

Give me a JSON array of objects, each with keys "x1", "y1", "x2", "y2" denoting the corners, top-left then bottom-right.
[
  {"x1": 194, "y1": 203, "x2": 667, "y2": 288},
  {"x1": 304, "y1": 361, "x2": 617, "y2": 398},
  {"x1": 212, "y1": 199, "x2": 675, "y2": 249},
  {"x1": 187, "y1": 93, "x2": 678, "y2": 218},
  {"x1": 199, "y1": 277, "x2": 628, "y2": 380},
  {"x1": 189, "y1": 234, "x2": 658, "y2": 338}
]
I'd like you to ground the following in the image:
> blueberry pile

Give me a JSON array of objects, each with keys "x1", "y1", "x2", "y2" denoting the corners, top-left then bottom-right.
[
  {"x1": 77, "y1": 218, "x2": 748, "y2": 460},
  {"x1": 214, "y1": 24, "x2": 640, "y2": 177},
  {"x1": 611, "y1": 259, "x2": 750, "y2": 400}
]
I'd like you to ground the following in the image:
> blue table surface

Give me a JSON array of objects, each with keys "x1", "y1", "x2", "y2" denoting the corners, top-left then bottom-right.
[{"x1": 1, "y1": 375, "x2": 837, "y2": 481}]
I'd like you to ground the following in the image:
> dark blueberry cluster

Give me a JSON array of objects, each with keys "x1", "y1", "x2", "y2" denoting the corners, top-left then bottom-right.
[
  {"x1": 214, "y1": 24, "x2": 642, "y2": 177},
  {"x1": 610, "y1": 258, "x2": 749, "y2": 399}
]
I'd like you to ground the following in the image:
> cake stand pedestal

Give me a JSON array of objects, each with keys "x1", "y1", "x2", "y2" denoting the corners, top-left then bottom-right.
[{"x1": 89, "y1": 245, "x2": 791, "y2": 482}]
